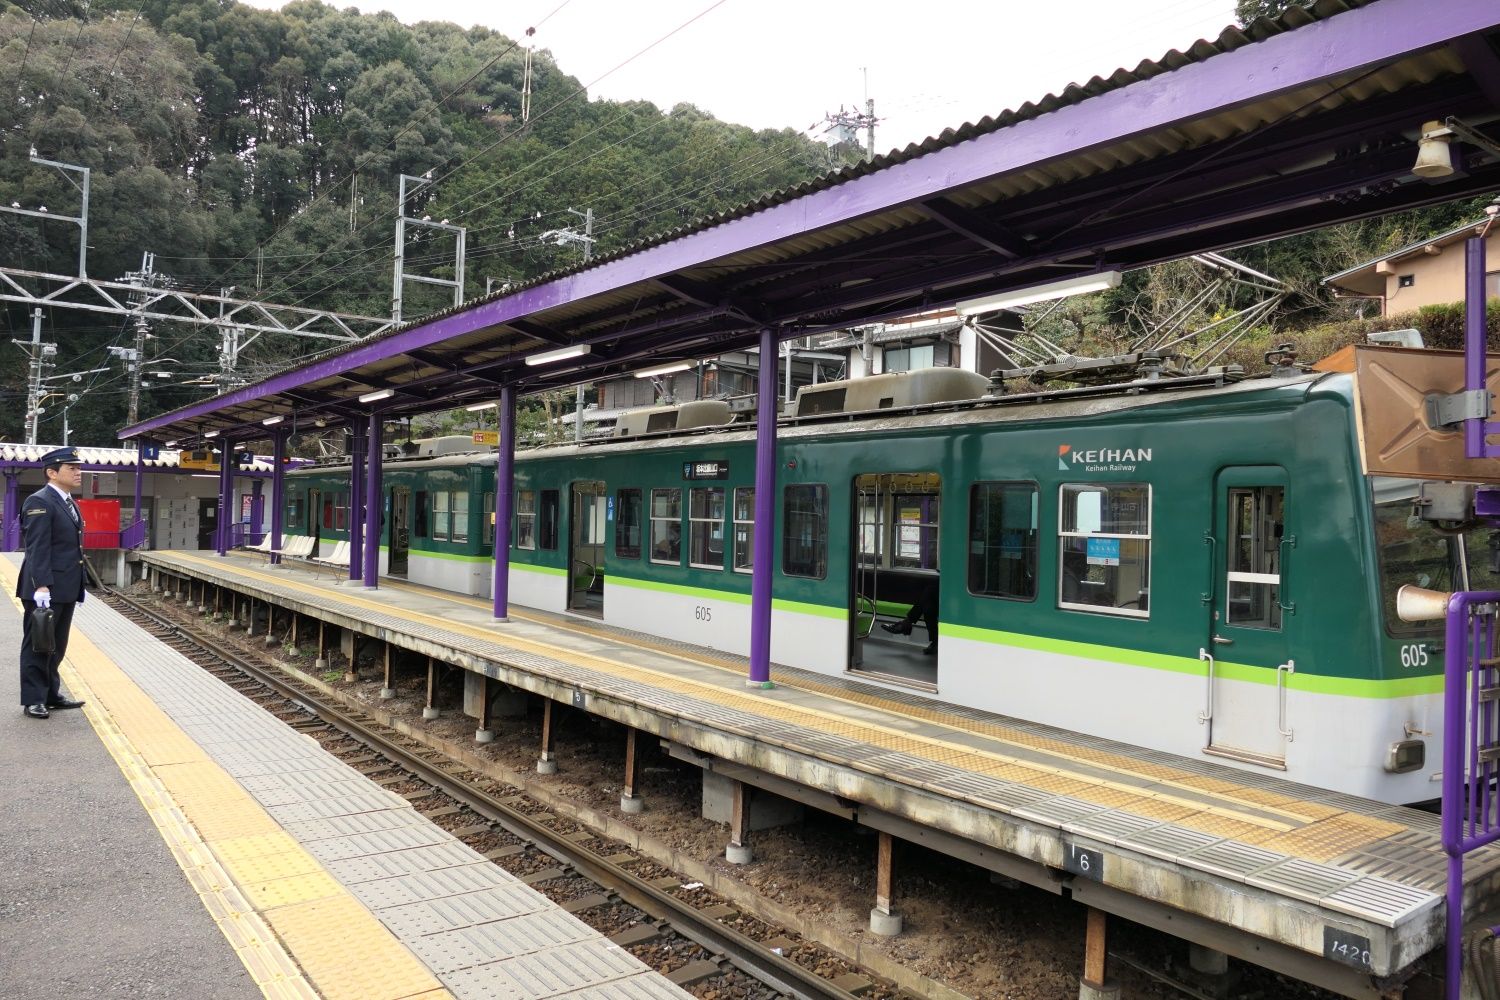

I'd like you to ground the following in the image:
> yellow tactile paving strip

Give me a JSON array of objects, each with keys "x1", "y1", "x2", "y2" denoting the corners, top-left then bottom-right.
[
  {"x1": 178, "y1": 553, "x2": 1407, "y2": 864},
  {"x1": 4, "y1": 562, "x2": 452, "y2": 1000}
]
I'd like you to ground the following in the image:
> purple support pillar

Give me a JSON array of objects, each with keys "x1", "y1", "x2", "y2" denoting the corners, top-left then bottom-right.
[
  {"x1": 4, "y1": 472, "x2": 19, "y2": 552},
  {"x1": 493, "y1": 387, "x2": 515, "y2": 620},
  {"x1": 1465, "y1": 236, "x2": 1490, "y2": 459},
  {"x1": 349, "y1": 423, "x2": 365, "y2": 580},
  {"x1": 363, "y1": 411, "x2": 382, "y2": 588},
  {"x1": 133, "y1": 439, "x2": 144, "y2": 542},
  {"x1": 250, "y1": 479, "x2": 264, "y2": 544},
  {"x1": 270, "y1": 432, "x2": 286, "y2": 565},
  {"x1": 747, "y1": 328, "x2": 778, "y2": 687},
  {"x1": 216, "y1": 439, "x2": 233, "y2": 555}
]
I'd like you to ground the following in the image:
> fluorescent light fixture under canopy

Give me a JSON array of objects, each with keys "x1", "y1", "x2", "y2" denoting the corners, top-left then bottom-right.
[
  {"x1": 956, "y1": 271, "x2": 1123, "y2": 316},
  {"x1": 633, "y1": 361, "x2": 693, "y2": 379},
  {"x1": 203, "y1": 430, "x2": 220, "y2": 439},
  {"x1": 524, "y1": 344, "x2": 591, "y2": 367},
  {"x1": 262, "y1": 415, "x2": 284, "y2": 426},
  {"x1": 465, "y1": 402, "x2": 498, "y2": 412},
  {"x1": 358, "y1": 388, "x2": 395, "y2": 403}
]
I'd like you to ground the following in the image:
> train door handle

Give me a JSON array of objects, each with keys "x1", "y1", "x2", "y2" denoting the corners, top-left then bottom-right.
[
  {"x1": 1277, "y1": 660, "x2": 1295, "y2": 741},
  {"x1": 1197, "y1": 648, "x2": 1214, "y2": 724},
  {"x1": 1211, "y1": 635, "x2": 1234, "y2": 646}
]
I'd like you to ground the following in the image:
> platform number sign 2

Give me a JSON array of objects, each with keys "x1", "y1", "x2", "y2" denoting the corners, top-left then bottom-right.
[
  {"x1": 1064, "y1": 842, "x2": 1104, "y2": 882},
  {"x1": 1323, "y1": 927, "x2": 1373, "y2": 972}
]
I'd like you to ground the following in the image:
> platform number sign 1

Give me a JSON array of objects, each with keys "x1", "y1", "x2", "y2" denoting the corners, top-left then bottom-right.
[
  {"x1": 1064, "y1": 841, "x2": 1104, "y2": 882},
  {"x1": 1323, "y1": 927, "x2": 1373, "y2": 972}
]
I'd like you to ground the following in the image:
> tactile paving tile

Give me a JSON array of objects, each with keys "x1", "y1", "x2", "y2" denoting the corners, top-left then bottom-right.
[
  {"x1": 1183, "y1": 839, "x2": 1288, "y2": 881},
  {"x1": 1248, "y1": 857, "x2": 1364, "y2": 905},
  {"x1": 375, "y1": 884, "x2": 556, "y2": 939},
  {"x1": 1322, "y1": 875, "x2": 1441, "y2": 926},
  {"x1": 268, "y1": 791, "x2": 413, "y2": 823},
  {"x1": 324, "y1": 843, "x2": 490, "y2": 885},
  {"x1": 279, "y1": 806, "x2": 436, "y2": 842},
  {"x1": 302, "y1": 823, "x2": 454, "y2": 863},
  {"x1": 407, "y1": 909, "x2": 600, "y2": 974},
  {"x1": 566, "y1": 976, "x2": 696, "y2": 1000},
  {"x1": 264, "y1": 895, "x2": 445, "y2": 1000},
  {"x1": 350, "y1": 862, "x2": 520, "y2": 910},
  {"x1": 479, "y1": 937, "x2": 647, "y2": 998}
]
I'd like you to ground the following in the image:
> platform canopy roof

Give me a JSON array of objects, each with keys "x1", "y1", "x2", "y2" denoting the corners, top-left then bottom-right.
[{"x1": 121, "y1": 0, "x2": 1500, "y2": 447}]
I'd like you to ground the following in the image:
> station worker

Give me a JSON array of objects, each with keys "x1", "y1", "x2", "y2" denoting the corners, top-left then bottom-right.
[{"x1": 16, "y1": 446, "x2": 88, "y2": 719}]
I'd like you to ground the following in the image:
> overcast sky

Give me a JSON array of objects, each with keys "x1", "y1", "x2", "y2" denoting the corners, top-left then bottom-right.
[{"x1": 243, "y1": 0, "x2": 1240, "y2": 151}]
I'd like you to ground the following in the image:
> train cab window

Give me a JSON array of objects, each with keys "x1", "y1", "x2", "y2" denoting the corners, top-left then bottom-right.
[
  {"x1": 415, "y1": 491, "x2": 429, "y2": 538},
  {"x1": 732, "y1": 487, "x2": 755, "y2": 573},
  {"x1": 482, "y1": 492, "x2": 495, "y2": 546},
  {"x1": 783, "y1": 484, "x2": 829, "y2": 579},
  {"x1": 452, "y1": 491, "x2": 470, "y2": 544},
  {"x1": 650, "y1": 488, "x2": 682, "y2": 565},
  {"x1": 1058, "y1": 483, "x2": 1150, "y2": 618},
  {"x1": 539, "y1": 489, "x2": 559, "y2": 550},
  {"x1": 516, "y1": 490, "x2": 536, "y2": 550},
  {"x1": 968, "y1": 482, "x2": 1038, "y2": 601},
  {"x1": 433, "y1": 491, "x2": 450, "y2": 541},
  {"x1": 1373, "y1": 478, "x2": 1462, "y2": 637},
  {"x1": 689, "y1": 487, "x2": 726, "y2": 570},
  {"x1": 1226, "y1": 487, "x2": 1284, "y2": 630},
  {"x1": 286, "y1": 497, "x2": 303, "y2": 530},
  {"x1": 615, "y1": 489, "x2": 642, "y2": 559}
]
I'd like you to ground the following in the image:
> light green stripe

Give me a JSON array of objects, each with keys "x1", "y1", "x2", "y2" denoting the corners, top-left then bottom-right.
[
  {"x1": 513, "y1": 562, "x2": 566, "y2": 577},
  {"x1": 944, "y1": 623, "x2": 1443, "y2": 699},
  {"x1": 408, "y1": 547, "x2": 491, "y2": 564}
]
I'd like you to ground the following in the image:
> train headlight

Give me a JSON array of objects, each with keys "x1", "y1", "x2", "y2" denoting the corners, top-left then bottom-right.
[{"x1": 1385, "y1": 739, "x2": 1426, "y2": 774}]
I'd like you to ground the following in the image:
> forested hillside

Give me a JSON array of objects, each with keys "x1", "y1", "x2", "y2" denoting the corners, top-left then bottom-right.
[{"x1": 0, "y1": 1, "x2": 857, "y2": 445}]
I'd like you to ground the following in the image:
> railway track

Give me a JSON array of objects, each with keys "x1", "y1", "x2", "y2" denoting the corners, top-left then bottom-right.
[{"x1": 101, "y1": 584, "x2": 901, "y2": 1000}]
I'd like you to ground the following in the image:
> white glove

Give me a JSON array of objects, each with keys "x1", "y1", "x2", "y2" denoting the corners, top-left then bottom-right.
[{"x1": 33, "y1": 589, "x2": 50, "y2": 608}]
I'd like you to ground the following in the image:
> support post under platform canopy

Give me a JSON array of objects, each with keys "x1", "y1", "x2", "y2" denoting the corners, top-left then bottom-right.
[
  {"x1": 493, "y1": 386, "x2": 515, "y2": 621},
  {"x1": 270, "y1": 431, "x2": 286, "y2": 565},
  {"x1": 350, "y1": 422, "x2": 365, "y2": 581},
  {"x1": 748, "y1": 327, "x2": 778, "y2": 686},
  {"x1": 216, "y1": 438, "x2": 233, "y2": 556},
  {"x1": 363, "y1": 411, "x2": 382, "y2": 588}
]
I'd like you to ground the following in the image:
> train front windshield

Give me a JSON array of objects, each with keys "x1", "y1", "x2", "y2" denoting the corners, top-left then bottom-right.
[{"x1": 1371, "y1": 477, "x2": 1498, "y2": 637}]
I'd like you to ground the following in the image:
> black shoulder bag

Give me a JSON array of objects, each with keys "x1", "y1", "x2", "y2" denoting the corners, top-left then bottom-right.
[{"x1": 31, "y1": 606, "x2": 56, "y2": 654}]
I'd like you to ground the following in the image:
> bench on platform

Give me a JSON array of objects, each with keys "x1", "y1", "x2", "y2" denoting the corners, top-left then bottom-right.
[
  {"x1": 268, "y1": 535, "x2": 316, "y2": 563},
  {"x1": 313, "y1": 540, "x2": 351, "y2": 573},
  {"x1": 245, "y1": 534, "x2": 272, "y2": 555}
]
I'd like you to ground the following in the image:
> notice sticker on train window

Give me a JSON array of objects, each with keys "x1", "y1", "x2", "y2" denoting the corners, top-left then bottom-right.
[
  {"x1": 1322, "y1": 927, "x2": 1373, "y2": 971},
  {"x1": 1086, "y1": 537, "x2": 1120, "y2": 566},
  {"x1": 683, "y1": 461, "x2": 729, "y2": 480}
]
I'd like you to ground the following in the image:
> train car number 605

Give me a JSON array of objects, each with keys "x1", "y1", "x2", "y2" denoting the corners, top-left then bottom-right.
[{"x1": 694, "y1": 605, "x2": 712, "y2": 622}]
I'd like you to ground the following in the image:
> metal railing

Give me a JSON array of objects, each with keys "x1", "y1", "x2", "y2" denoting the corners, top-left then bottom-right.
[
  {"x1": 120, "y1": 519, "x2": 148, "y2": 550},
  {"x1": 1444, "y1": 590, "x2": 1500, "y2": 999}
]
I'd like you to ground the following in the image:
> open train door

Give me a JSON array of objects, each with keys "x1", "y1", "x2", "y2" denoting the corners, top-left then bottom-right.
[
  {"x1": 569, "y1": 480, "x2": 606, "y2": 616},
  {"x1": 389, "y1": 486, "x2": 410, "y2": 576},
  {"x1": 1202, "y1": 466, "x2": 1292, "y2": 769}
]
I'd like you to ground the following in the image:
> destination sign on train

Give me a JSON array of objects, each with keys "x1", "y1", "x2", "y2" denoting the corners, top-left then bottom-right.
[{"x1": 683, "y1": 461, "x2": 728, "y2": 480}]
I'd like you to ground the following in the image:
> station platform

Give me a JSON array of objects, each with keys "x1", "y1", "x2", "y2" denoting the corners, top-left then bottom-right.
[
  {"x1": 140, "y1": 548, "x2": 1500, "y2": 993},
  {"x1": 1, "y1": 554, "x2": 694, "y2": 1000}
]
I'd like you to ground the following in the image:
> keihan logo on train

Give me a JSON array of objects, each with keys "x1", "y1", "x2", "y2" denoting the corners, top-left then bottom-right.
[{"x1": 1056, "y1": 444, "x2": 1153, "y2": 473}]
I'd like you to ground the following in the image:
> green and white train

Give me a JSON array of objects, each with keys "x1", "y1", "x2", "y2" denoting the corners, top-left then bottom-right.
[{"x1": 286, "y1": 365, "x2": 1481, "y2": 805}]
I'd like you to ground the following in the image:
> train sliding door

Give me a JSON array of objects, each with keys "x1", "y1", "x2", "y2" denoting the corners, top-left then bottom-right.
[
  {"x1": 389, "y1": 486, "x2": 410, "y2": 576},
  {"x1": 850, "y1": 472, "x2": 941, "y2": 685},
  {"x1": 1202, "y1": 467, "x2": 1292, "y2": 768},
  {"x1": 569, "y1": 480, "x2": 607, "y2": 616}
]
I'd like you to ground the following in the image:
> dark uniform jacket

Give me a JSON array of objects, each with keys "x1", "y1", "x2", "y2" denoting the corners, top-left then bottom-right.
[{"x1": 15, "y1": 485, "x2": 86, "y2": 603}]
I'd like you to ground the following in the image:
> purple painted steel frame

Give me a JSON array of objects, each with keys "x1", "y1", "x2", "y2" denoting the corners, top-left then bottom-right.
[
  {"x1": 216, "y1": 440, "x2": 232, "y2": 556},
  {"x1": 270, "y1": 431, "x2": 286, "y2": 565},
  {"x1": 1443, "y1": 591, "x2": 1500, "y2": 999},
  {"x1": 132, "y1": 440, "x2": 144, "y2": 548},
  {"x1": 1463, "y1": 236, "x2": 1497, "y2": 459},
  {"x1": 350, "y1": 422, "x2": 365, "y2": 580},
  {"x1": 493, "y1": 387, "x2": 515, "y2": 620},
  {"x1": 748, "y1": 328, "x2": 777, "y2": 685},
  {"x1": 364, "y1": 411, "x2": 381, "y2": 588},
  {"x1": 4, "y1": 473, "x2": 18, "y2": 552},
  {"x1": 118, "y1": 0, "x2": 1500, "y2": 444}
]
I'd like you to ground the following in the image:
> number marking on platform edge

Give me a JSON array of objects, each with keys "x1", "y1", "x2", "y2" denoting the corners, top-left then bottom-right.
[
  {"x1": 1323, "y1": 927, "x2": 1373, "y2": 972},
  {"x1": 1064, "y1": 842, "x2": 1103, "y2": 882}
]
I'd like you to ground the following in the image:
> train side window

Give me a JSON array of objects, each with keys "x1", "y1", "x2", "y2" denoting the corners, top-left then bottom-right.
[
  {"x1": 615, "y1": 489, "x2": 642, "y2": 559},
  {"x1": 1058, "y1": 483, "x2": 1150, "y2": 618},
  {"x1": 482, "y1": 492, "x2": 495, "y2": 546},
  {"x1": 732, "y1": 487, "x2": 754, "y2": 573},
  {"x1": 452, "y1": 491, "x2": 470, "y2": 544},
  {"x1": 783, "y1": 484, "x2": 829, "y2": 579},
  {"x1": 336, "y1": 491, "x2": 349, "y2": 531},
  {"x1": 1226, "y1": 487, "x2": 1283, "y2": 630},
  {"x1": 650, "y1": 488, "x2": 682, "y2": 565},
  {"x1": 968, "y1": 482, "x2": 1038, "y2": 601},
  {"x1": 689, "y1": 487, "x2": 726, "y2": 570},
  {"x1": 286, "y1": 497, "x2": 303, "y2": 530},
  {"x1": 539, "y1": 489, "x2": 559, "y2": 550},
  {"x1": 433, "y1": 491, "x2": 450, "y2": 541},
  {"x1": 516, "y1": 490, "x2": 536, "y2": 550},
  {"x1": 415, "y1": 491, "x2": 429, "y2": 539}
]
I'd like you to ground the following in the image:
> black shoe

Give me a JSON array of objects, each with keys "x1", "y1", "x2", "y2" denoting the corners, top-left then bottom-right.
[
  {"x1": 46, "y1": 697, "x2": 84, "y2": 710},
  {"x1": 922, "y1": 642, "x2": 937, "y2": 656},
  {"x1": 24, "y1": 704, "x2": 49, "y2": 719},
  {"x1": 880, "y1": 620, "x2": 913, "y2": 636}
]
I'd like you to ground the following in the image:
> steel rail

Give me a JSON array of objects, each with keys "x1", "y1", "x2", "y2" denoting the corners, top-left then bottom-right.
[{"x1": 102, "y1": 585, "x2": 865, "y2": 1000}]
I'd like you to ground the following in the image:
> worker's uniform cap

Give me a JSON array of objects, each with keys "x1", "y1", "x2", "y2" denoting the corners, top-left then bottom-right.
[{"x1": 40, "y1": 447, "x2": 81, "y2": 469}]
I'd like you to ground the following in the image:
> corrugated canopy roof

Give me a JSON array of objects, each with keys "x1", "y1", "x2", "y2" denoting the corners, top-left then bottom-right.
[{"x1": 122, "y1": 0, "x2": 1500, "y2": 447}]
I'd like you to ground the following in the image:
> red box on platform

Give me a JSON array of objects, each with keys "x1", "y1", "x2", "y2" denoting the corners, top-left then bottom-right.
[{"x1": 76, "y1": 498, "x2": 122, "y2": 549}]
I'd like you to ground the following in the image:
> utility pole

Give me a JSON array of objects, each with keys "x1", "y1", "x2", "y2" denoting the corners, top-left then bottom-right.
[
  {"x1": 540, "y1": 207, "x2": 595, "y2": 263},
  {"x1": 14, "y1": 308, "x2": 56, "y2": 446},
  {"x1": 119, "y1": 252, "x2": 157, "y2": 426},
  {"x1": 820, "y1": 71, "x2": 879, "y2": 160}
]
